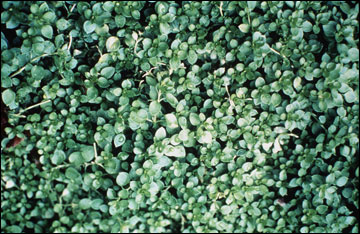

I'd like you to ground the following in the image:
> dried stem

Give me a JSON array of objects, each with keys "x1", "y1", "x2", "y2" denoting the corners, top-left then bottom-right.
[
  {"x1": 9, "y1": 53, "x2": 53, "y2": 78},
  {"x1": 218, "y1": 2, "x2": 224, "y2": 17}
]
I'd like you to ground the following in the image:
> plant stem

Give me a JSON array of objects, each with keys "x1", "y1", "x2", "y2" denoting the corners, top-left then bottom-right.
[
  {"x1": 68, "y1": 34, "x2": 72, "y2": 51},
  {"x1": 218, "y1": 2, "x2": 224, "y2": 17},
  {"x1": 19, "y1": 100, "x2": 51, "y2": 114},
  {"x1": 9, "y1": 53, "x2": 54, "y2": 78},
  {"x1": 93, "y1": 142, "x2": 98, "y2": 159}
]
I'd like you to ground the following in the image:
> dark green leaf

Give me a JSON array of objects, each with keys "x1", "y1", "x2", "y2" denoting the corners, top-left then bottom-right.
[
  {"x1": 116, "y1": 172, "x2": 130, "y2": 186},
  {"x1": 41, "y1": 25, "x2": 53, "y2": 39},
  {"x1": 2, "y1": 89, "x2": 15, "y2": 106}
]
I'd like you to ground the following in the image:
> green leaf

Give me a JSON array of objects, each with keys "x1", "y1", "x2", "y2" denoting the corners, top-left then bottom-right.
[
  {"x1": 165, "y1": 113, "x2": 178, "y2": 129},
  {"x1": 302, "y1": 21, "x2": 313, "y2": 32},
  {"x1": 84, "y1": 20, "x2": 96, "y2": 34},
  {"x1": 33, "y1": 43, "x2": 45, "y2": 54},
  {"x1": 300, "y1": 226, "x2": 309, "y2": 233},
  {"x1": 2, "y1": 89, "x2": 16, "y2": 106},
  {"x1": 157, "y1": 156, "x2": 172, "y2": 168},
  {"x1": 199, "y1": 131, "x2": 212, "y2": 144},
  {"x1": 189, "y1": 113, "x2": 201, "y2": 126},
  {"x1": 56, "y1": 18, "x2": 70, "y2": 31},
  {"x1": 91, "y1": 199, "x2": 103, "y2": 210},
  {"x1": 170, "y1": 57, "x2": 180, "y2": 70},
  {"x1": 260, "y1": 94, "x2": 271, "y2": 105},
  {"x1": 155, "y1": 127, "x2": 166, "y2": 140},
  {"x1": 81, "y1": 145, "x2": 95, "y2": 162},
  {"x1": 114, "y1": 134, "x2": 126, "y2": 147},
  {"x1": 101, "y1": 67, "x2": 115, "y2": 79},
  {"x1": 1, "y1": 76, "x2": 12, "y2": 88},
  {"x1": 51, "y1": 149, "x2": 66, "y2": 165},
  {"x1": 142, "y1": 38, "x2": 152, "y2": 50},
  {"x1": 293, "y1": 77, "x2": 302, "y2": 90},
  {"x1": 87, "y1": 87, "x2": 98, "y2": 99},
  {"x1": 79, "y1": 198, "x2": 92, "y2": 210},
  {"x1": 115, "y1": 15, "x2": 126, "y2": 28},
  {"x1": 136, "y1": 109, "x2": 148, "y2": 121},
  {"x1": 69, "y1": 151, "x2": 84, "y2": 166},
  {"x1": 285, "y1": 1, "x2": 294, "y2": 8},
  {"x1": 322, "y1": 21, "x2": 336, "y2": 37},
  {"x1": 159, "y1": 22, "x2": 171, "y2": 35},
  {"x1": 242, "y1": 162, "x2": 253, "y2": 172},
  {"x1": 255, "y1": 77, "x2": 265, "y2": 87},
  {"x1": 41, "y1": 25, "x2": 53, "y2": 39},
  {"x1": 279, "y1": 187, "x2": 287, "y2": 196},
  {"x1": 65, "y1": 167, "x2": 81, "y2": 180},
  {"x1": 262, "y1": 142, "x2": 273, "y2": 152},
  {"x1": 43, "y1": 11, "x2": 56, "y2": 22},
  {"x1": 348, "y1": 47, "x2": 359, "y2": 62},
  {"x1": 131, "y1": 9, "x2": 140, "y2": 19},
  {"x1": 104, "y1": 158, "x2": 120, "y2": 174},
  {"x1": 316, "y1": 205, "x2": 328, "y2": 215},
  {"x1": 221, "y1": 205, "x2": 232, "y2": 215},
  {"x1": 7, "y1": 225, "x2": 22, "y2": 233},
  {"x1": 179, "y1": 129, "x2": 190, "y2": 142},
  {"x1": 326, "y1": 173, "x2": 335, "y2": 183},
  {"x1": 344, "y1": 89, "x2": 357, "y2": 103},
  {"x1": 237, "y1": 118, "x2": 248, "y2": 127},
  {"x1": 165, "y1": 93, "x2": 178, "y2": 108},
  {"x1": 247, "y1": 1, "x2": 257, "y2": 11},
  {"x1": 279, "y1": 170, "x2": 287, "y2": 181},
  {"x1": 149, "y1": 101, "x2": 162, "y2": 116},
  {"x1": 187, "y1": 50, "x2": 198, "y2": 65},
  {"x1": 340, "y1": 145, "x2": 350, "y2": 157},
  {"x1": 336, "y1": 176, "x2": 348, "y2": 187},
  {"x1": 116, "y1": 172, "x2": 130, "y2": 186},
  {"x1": 239, "y1": 24, "x2": 250, "y2": 33},
  {"x1": 164, "y1": 145, "x2": 186, "y2": 157},
  {"x1": 271, "y1": 93, "x2": 282, "y2": 107},
  {"x1": 106, "y1": 36, "x2": 121, "y2": 52}
]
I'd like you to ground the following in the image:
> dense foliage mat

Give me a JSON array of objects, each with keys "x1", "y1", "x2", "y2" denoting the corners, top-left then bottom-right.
[{"x1": 1, "y1": 1, "x2": 359, "y2": 233}]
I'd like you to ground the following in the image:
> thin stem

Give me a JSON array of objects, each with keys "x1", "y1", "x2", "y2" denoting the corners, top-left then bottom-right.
[
  {"x1": 31, "y1": 53, "x2": 52, "y2": 63},
  {"x1": 9, "y1": 66, "x2": 26, "y2": 78},
  {"x1": 142, "y1": 66, "x2": 158, "y2": 77},
  {"x1": 134, "y1": 38, "x2": 143, "y2": 55},
  {"x1": 68, "y1": 34, "x2": 72, "y2": 51},
  {"x1": 96, "y1": 45, "x2": 102, "y2": 57},
  {"x1": 218, "y1": 2, "x2": 224, "y2": 17},
  {"x1": 225, "y1": 85, "x2": 235, "y2": 108},
  {"x1": 287, "y1": 133, "x2": 299, "y2": 138},
  {"x1": 93, "y1": 143, "x2": 98, "y2": 159},
  {"x1": 70, "y1": 4, "x2": 76, "y2": 13},
  {"x1": 270, "y1": 47, "x2": 288, "y2": 61},
  {"x1": 19, "y1": 100, "x2": 51, "y2": 114},
  {"x1": 9, "y1": 53, "x2": 54, "y2": 78},
  {"x1": 9, "y1": 113, "x2": 26, "y2": 118},
  {"x1": 157, "y1": 90, "x2": 162, "y2": 103}
]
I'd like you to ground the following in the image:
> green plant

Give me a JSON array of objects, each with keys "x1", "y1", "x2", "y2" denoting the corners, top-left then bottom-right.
[{"x1": 1, "y1": 1, "x2": 359, "y2": 233}]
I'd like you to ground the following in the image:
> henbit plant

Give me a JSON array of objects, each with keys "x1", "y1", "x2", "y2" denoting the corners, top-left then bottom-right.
[{"x1": 1, "y1": 1, "x2": 359, "y2": 233}]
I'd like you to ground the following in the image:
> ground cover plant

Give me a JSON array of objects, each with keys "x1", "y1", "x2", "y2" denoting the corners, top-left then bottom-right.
[{"x1": 1, "y1": 1, "x2": 359, "y2": 233}]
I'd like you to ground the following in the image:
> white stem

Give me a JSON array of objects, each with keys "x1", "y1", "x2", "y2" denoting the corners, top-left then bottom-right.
[
  {"x1": 20, "y1": 100, "x2": 51, "y2": 114},
  {"x1": 93, "y1": 143, "x2": 98, "y2": 159},
  {"x1": 134, "y1": 38, "x2": 143, "y2": 55},
  {"x1": 9, "y1": 53, "x2": 54, "y2": 78},
  {"x1": 9, "y1": 66, "x2": 26, "y2": 78},
  {"x1": 225, "y1": 85, "x2": 235, "y2": 107},
  {"x1": 68, "y1": 35, "x2": 72, "y2": 51},
  {"x1": 70, "y1": 4, "x2": 76, "y2": 13},
  {"x1": 96, "y1": 45, "x2": 102, "y2": 57},
  {"x1": 218, "y1": 2, "x2": 224, "y2": 17}
]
